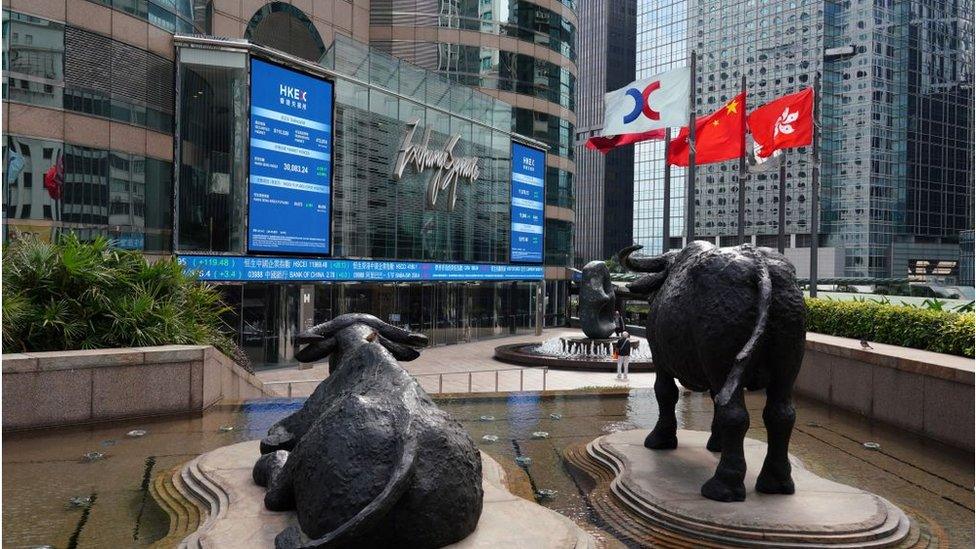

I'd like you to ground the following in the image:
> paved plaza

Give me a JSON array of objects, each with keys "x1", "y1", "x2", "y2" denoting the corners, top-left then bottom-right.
[{"x1": 258, "y1": 329, "x2": 655, "y2": 397}]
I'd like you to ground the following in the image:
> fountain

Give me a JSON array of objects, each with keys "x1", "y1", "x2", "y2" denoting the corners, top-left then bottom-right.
[{"x1": 495, "y1": 260, "x2": 654, "y2": 371}]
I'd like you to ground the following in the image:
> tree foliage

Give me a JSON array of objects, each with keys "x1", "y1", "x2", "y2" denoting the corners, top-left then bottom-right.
[{"x1": 2, "y1": 234, "x2": 249, "y2": 368}]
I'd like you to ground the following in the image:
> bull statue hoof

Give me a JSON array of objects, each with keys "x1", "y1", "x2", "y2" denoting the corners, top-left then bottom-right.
[
  {"x1": 580, "y1": 260, "x2": 616, "y2": 339},
  {"x1": 254, "y1": 313, "x2": 483, "y2": 547},
  {"x1": 643, "y1": 428, "x2": 678, "y2": 450},
  {"x1": 620, "y1": 241, "x2": 806, "y2": 503}
]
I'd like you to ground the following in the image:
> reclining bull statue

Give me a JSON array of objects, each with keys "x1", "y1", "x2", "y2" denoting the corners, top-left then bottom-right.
[
  {"x1": 619, "y1": 241, "x2": 805, "y2": 502},
  {"x1": 253, "y1": 314, "x2": 483, "y2": 548}
]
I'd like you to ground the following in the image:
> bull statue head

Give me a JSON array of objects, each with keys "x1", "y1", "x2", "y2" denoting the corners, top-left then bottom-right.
[
  {"x1": 295, "y1": 313, "x2": 428, "y2": 373},
  {"x1": 618, "y1": 244, "x2": 680, "y2": 297}
]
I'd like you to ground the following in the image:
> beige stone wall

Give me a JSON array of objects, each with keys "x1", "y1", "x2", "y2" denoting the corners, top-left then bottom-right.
[
  {"x1": 796, "y1": 333, "x2": 975, "y2": 451},
  {"x1": 2, "y1": 345, "x2": 274, "y2": 431}
]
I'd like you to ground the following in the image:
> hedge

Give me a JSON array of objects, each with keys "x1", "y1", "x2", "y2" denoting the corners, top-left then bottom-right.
[{"x1": 805, "y1": 298, "x2": 975, "y2": 358}]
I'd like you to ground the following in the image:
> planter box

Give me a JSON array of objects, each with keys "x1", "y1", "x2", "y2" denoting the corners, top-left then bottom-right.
[{"x1": 2, "y1": 345, "x2": 274, "y2": 431}]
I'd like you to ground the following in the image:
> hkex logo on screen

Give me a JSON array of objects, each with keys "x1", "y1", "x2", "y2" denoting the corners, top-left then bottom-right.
[{"x1": 280, "y1": 84, "x2": 307, "y2": 102}]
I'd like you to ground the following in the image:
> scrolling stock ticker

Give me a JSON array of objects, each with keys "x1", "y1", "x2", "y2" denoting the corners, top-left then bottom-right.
[
  {"x1": 248, "y1": 58, "x2": 334, "y2": 254},
  {"x1": 510, "y1": 143, "x2": 545, "y2": 263}
]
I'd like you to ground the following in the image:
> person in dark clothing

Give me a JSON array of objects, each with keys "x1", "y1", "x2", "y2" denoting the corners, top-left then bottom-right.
[
  {"x1": 616, "y1": 331, "x2": 632, "y2": 381},
  {"x1": 613, "y1": 310, "x2": 625, "y2": 336}
]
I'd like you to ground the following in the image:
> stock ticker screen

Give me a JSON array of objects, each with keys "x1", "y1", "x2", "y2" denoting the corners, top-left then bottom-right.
[
  {"x1": 247, "y1": 58, "x2": 334, "y2": 254},
  {"x1": 510, "y1": 142, "x2": 546, "y2": 263}
]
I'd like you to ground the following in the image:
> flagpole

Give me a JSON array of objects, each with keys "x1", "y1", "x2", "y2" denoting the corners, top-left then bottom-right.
[
  {"x1": 738, "y1": 74, "x2": 747, "y2": 245},
  {"x1": 686, "y1": 50, "x2": 697, "y2": 245},
  {"x1": 662, "y1": 127, "x2": 671, "y2": 253},
  {"x1": 778, "y1": 153, "x2": 786, "y2": 253},
  {"x1": 810, "y1": 72, "x2": 821, "y2": 298}
]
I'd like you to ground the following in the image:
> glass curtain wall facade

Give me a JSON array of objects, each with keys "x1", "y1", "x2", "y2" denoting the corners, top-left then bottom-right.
[
  {"x1": 175, "y1": 36, "x2": 549, "y2": 368},
  {"x1": 821, "y1": 0, "x2": 907, "y2": 276},
  {"x1": 2, "y1": 2, "x2": 568, "y2": 370},
  {"x1": 634, "y1": 0, "x2": 974, "y2": 276},
  {"x1": 573, "y1": 0, "x2": 637, "y2": 267},
  {"x1": 2, "y1": 10, "x2": 175, "y2": 249},
  {"x1": 222, "y1": 281, "x2": 540, "y2": 366},
  {"x1": 368, "y1": 0, "x2": 578, "y2": 270},
  {"x1": 635, "y1": 0, "x2": 821, "y2": 255},
  {"x1": 633, "y1": 0, "x2": 689, "y2": 254},
  {"x1": 902, "y1": 0, "x2": 974, "y2": 256}
]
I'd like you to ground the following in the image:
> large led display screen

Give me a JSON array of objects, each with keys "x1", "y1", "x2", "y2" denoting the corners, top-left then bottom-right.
[
  {"x1": 248, "y1": 58, "x2": 333, "y2": 254},
  {"x1": 510, "y1": 143, "x2": 546, "y2": 263},
  {"x1": 178, "y1": 255, "x2": 544, "y2": 282}
]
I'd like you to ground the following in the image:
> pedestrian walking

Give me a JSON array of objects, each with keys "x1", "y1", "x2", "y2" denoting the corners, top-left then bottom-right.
[{"x1": 616, "y1": 331, "x2": 632, "y2": 381}]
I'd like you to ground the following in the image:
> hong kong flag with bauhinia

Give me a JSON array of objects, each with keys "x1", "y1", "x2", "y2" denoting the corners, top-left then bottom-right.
[
  {"x1": 666, "y1": 93, "x2": 745, "y2": 166},
  {"x1": 747, "y1": 87, "x2": 814, "y2": 159}
]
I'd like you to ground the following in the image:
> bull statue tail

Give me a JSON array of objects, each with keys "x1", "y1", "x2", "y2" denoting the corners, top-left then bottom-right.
[
  {"x1": 715, "y1": 253, "x2": 772, "y2": 407},
  {"x1": 276, "y1": 428, "x2": 419, "y2": 548}
]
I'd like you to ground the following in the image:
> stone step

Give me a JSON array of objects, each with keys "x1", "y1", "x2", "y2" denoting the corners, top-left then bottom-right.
[
  {"x1": 178, "y1": 454, "x2": 234, "y2": 549},
  {"x1": 148, "y1": 465, "x2": 204, "y2": 549}
]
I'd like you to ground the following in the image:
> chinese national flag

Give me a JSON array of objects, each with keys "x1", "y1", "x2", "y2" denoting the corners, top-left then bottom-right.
[
  {"x1": 667, "y1": 93, "x2": 745, "y2": 166},
  {"x1": 747, "y1": 88, "x2": 813, "y2": 159}
]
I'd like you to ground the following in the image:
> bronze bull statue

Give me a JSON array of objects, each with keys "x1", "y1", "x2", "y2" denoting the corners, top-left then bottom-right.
[
  {"x1": 620, "y1": 241, "x2": 805, "y2": 502},
  {"x1": 253, "y1": 314, "x2": 483, "y2": 548}
]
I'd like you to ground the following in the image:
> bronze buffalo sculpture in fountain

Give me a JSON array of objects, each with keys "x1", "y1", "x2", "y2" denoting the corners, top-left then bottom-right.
[
  {"x1": 579, "y1": 259, "x2": 616, "y2": 339},
  {"x1": 620, "y1": 241, "x2": 806, "y2": 502},
  {"x1": 253, "y1": 314, "x2": 483, "y2": 548}
]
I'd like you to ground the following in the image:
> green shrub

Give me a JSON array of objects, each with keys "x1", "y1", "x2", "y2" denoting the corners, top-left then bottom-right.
[
  {"x1": 805, "y1": 298, "x2": 975, "y2": 358},
  {"x1": 2, "y1": 234, "x2": 250, "y2": 369}
]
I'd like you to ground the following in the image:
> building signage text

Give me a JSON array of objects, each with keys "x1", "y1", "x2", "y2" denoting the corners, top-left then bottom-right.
[{"x1": 393, "y1": 119, "x2": 480, "y2": 211}]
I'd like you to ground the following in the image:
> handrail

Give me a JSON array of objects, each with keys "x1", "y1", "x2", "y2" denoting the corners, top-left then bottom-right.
[
  {"x1": 411, "y1": 367, "x2": 533, "y2": 376},
  {"x1": 263, "y1": 366, "x2": 548, "y2": 397}
]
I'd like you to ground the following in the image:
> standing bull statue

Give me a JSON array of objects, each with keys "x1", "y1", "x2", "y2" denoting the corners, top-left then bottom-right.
[
  {"x1": 579, "y1": 260, "x2": 617, "y2": 339},
  {"x1": 619, "y1": 241, "x2": 805, "y2": 502},
  {"x1": 253, "y1": 314, "x2": 483, "y2": 548}
]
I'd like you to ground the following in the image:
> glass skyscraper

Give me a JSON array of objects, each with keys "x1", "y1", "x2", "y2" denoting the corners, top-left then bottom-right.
[
  {"x1": 2, "y1": 1, "x2": 572, "y2": 368},
  {"x1": 368, "y1": 0, "x2": 579, "y2": 271},
  {"x1": 633, "y1": 0, "x2": 974, "y2": 278},
  {"x1": 574, "y1": 0, "x2": 637, "y2": 267},
  {"x1": 633, "y1": 0, "x2": 690, "y2": 255}
]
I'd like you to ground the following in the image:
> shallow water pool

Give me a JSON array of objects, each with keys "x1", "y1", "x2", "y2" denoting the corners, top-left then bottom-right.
[{"x1": 3, "y1": 389, "x2": 973, "y2": 547}]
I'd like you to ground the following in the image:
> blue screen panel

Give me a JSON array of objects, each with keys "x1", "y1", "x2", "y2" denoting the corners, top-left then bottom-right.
[
  {"x1": 178, "y1": 255, "x2": 545, "y2": 282},
  {"x1": 248, "y1": 58, "x2": 333, "y2": 254},
  {"x1": 510, "y1": 143, "x2": 545, "y2": 263}
]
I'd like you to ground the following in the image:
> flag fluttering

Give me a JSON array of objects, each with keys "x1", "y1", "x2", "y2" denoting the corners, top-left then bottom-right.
[
  {"x1": 667, "y1": 93, "x2": 746, "y2": 166},
  {"x1": 43, "y1": 152, "x2": 64, "y2": 200},
  {"x1": 586, "y1": 67, "x2": 690, "y2": 154},
  {"x1": 747, "y1": 87, "x2": 813, "y2": 159},
  {"x1": 585, "y1": 129, "x2": 666, "y2": 153}
]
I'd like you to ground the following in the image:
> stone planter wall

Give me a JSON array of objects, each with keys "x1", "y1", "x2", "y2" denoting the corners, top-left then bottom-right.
[
  {"x1": 797, "y1": 333, "x2": 975, "y2": 451},
  {"x1": 2, "y1": 345, "x2": 274, "y2": 431}
]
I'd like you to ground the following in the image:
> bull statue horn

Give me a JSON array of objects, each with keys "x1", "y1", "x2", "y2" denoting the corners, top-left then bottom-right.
[{"x1": 618, "y1": 245, "x2": 674, "y2": 273}]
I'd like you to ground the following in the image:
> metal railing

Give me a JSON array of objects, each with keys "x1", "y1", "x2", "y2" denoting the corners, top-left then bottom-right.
[
  {"x1": 263, "y1": 366, "x2": 549, "y2": 397},
  {"x1": 412, "y1": 367, "x2": 548, "y2": 394}
]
